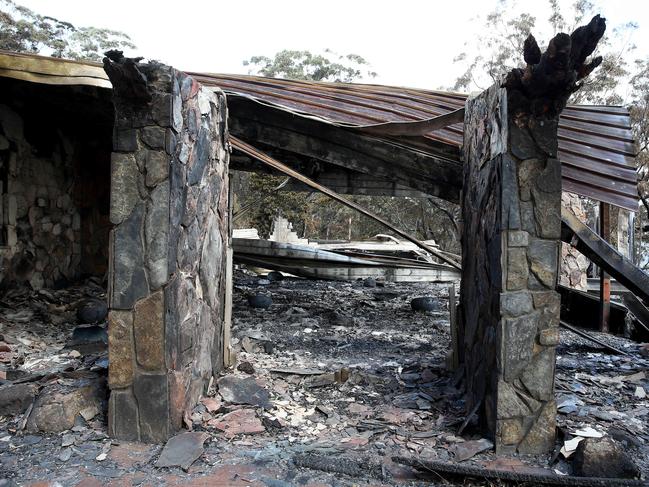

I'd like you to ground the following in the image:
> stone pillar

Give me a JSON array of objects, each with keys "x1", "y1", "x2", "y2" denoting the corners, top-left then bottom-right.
[
  {"x1": 105, "y1": 58, "x2": 229, "y2": 442},
  {"x1": 460, "y1": 84, "x2": 560, "y2": 454}
]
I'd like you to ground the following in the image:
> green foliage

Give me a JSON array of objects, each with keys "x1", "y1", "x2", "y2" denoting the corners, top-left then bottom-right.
[
  {"x1": 0, "y1": 0, "x2": 135, "y2": 61},
  {"x1": 243, "y1": 49, "x2": 377, "y2": 82}
]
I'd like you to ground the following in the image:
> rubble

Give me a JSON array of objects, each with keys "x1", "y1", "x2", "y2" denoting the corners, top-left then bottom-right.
[
  {"x1": 573, "y1": 437, "x2": 641, "y2": 479},
  {"x1": 0, "y1": 272, "x2": 646, "y2": 485},
  {"x1": 156, "y1": 432, "x2": 209, "y2": 471}
]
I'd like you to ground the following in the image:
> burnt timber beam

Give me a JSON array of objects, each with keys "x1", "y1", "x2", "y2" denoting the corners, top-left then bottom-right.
[
  {"x1": 599, "y1": 202, "x2": 611, "y2": 332},
  {"x1": 231, "y1": 153, "x2": 428, "y2": 197},
  {"x1": 227, "y1": 96, "x2": 463, "y2": 203}
]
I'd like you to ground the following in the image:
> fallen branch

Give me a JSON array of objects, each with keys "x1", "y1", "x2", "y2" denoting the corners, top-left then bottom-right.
[{"x1": 293, "y1": 453, "x2": 385, "y2": 480}]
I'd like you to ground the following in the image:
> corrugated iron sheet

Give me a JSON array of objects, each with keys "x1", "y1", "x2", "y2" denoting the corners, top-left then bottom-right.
[
  {"x1": 190, "y1": 73, "x2": 638, "y2": 211},
  {"x1": 0, "y1": 50, "x2": 637, "y2": 210}
]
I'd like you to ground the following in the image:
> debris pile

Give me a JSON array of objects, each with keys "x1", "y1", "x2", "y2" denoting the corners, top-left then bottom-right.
[{"x1": 0, "y1": 271, "x2": 646, "y2": 485}]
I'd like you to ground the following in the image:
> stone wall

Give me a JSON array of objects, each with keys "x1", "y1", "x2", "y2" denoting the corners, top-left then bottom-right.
[
  {"x1": 0, "y1": 91, "x2": 112, "y2": 289},
  {"x1": 560, "y1": 192, "x2": 590, "y2": 291},
  {"x1": 106, "y1": 60, "x2": 229, "y2": 442},
  {"x1": 460, "y1": 85, "x2": 560, "y2": 454}
]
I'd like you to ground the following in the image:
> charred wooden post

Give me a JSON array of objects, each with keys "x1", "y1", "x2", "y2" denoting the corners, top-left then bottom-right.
[
  {"x1": 460, "y1": 16, "x2": 606, "y2": 454},
  {"x1": 599, "y1": 202, "x2": 611, "y2": 332},
  {"x1": 105, "y1": 55, "x2": 230, "y2": 442}
]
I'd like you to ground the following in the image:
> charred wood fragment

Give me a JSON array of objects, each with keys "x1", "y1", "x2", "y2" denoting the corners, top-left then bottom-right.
[
  {"x1": 503, "y1": 15, "x2": 606, "y2": 124},
  {"x1": 103, "y1": 50, "x2": 151, "y2": 104}
]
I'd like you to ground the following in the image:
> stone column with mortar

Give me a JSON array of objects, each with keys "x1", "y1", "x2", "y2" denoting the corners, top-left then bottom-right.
[
  {"x1": 459, "y1": 16, "x2": 607, "y2": 453},
  {"x1": 104, "y1": 53, "x2": 229, "y2": 442}
]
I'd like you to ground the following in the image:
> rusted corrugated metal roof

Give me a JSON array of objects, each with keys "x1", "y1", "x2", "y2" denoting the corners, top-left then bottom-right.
[
  {"x1": 0, "y1": 50, "x2": 637, "y2": 210},
  {"x1": 190, "y1": 73, "x2": 638, "y2": 211}
]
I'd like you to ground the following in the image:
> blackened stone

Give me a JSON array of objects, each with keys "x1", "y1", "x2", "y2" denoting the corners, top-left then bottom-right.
[
  {"x1": 0, "y1": 383, "x2": 37, "y2": 415},
  {"x1": 527, "y1": 239, "x2": 558, "y2": 288},
  {"x1": 165, "y1": 128, "x2": 177, "y2": 155},
  {"x1": 145, "y1": 182, "x2": 170, "y2": 290},
  {"x1": 410, "y1": 296, "x2": 441, "y2": 312},
  {"x1": 188, "y1": 129, "x2": 209, "y2": 185},
  {"x1": 500, "y1": 291, "x2": 533, "y2": 318},
  {"x1": 156, "y1": 431, "x2": 209, "y2": 471},
  {"x1": 507, "y1": 230, "x2": 529, "y2": 247},
  {"x1": 517, "y1": 399, "x2": 556, "y2": 454},
  {"x1": 363, "y1": 277, "x2": 376, "y2": 288},
  {"x1": 76, "y1": 298, "x2": 108, "y2": 324},
  {"x1": 217, "y1": 376, "x2": 271, "y2": 408},
  {"x1": 529, "y1": 119, "x2": 558, "y2": 157},
  {"x1": 180, "y1": 76, "x2": 198, "y2": 101},
  {"x1": 237, "y1": 361, "x2": 255, "y2": 374},
  {"x1": 70, "y1": 325, "x2": 108, "y2": 346},
  {"x1": 109, "y1": 153, "x2": 140, "y2": 225},
  {"x1": 502, "y1": 311, "x2": 539, "y2": 381},
  {"x1": 509, "y1": 124, "x2": 537, "y2": 160},
  {"x1": 501, "y1": 156, "x2": 521, "y2": 230},
  {"x1": 573, "y1": 437, "x2": 641, "y2": 479},
  {"x1": 200, "y1": 213, "x2": 223, "y2": 309},
  {"x1": 248, "y1": 294, "x2": 272, "y2": 309},
  {"x1": 145, "y1": 151, "x2": 169, "y2": 187},
  {"x1": 111, "y1": 202, "x2": 148, "y2": 309},
  {"x1": 141, "y1": 126, "x2": 166, "y2": 149},
  {"x1": 133, "y1": 373, "x2": 169, "y2": 443},
  {"x1": 152, "y1": 94, "x2": 173, "y2": 127},
  {"x1": 519, "y1": 348, "x2": 555, "y2": 400},
  {"x1": 113, "y1": 127, "x2": 138, "y2": 152},
  {"x1": 532, "y1": 186, "x2": 561, "y2": 239},
  {"x1": 496, "y1": 380, "x2": 531, "y2": 418},
  {"x1": 187, "y1": 107, "x2": 199, "y2": 140},
  {"x1": 267, "y1": 271, "x2": 284, "y2": 282},
  {"x1": 506, "y1": 248, "x2": 528, "y2": 291},
  {"x1": 108, "y1": 389, "x2": 139, "y2": 440}
]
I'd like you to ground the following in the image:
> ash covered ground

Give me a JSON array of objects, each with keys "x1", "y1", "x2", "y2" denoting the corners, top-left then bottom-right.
[{"x1": 0, "y1": 271, "x2": 647, "y2": 486}]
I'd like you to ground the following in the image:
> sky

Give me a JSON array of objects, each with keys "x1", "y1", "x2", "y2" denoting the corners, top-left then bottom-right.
[{"x1": 12, "y1": 0, "x2": 649, "y2": 90}]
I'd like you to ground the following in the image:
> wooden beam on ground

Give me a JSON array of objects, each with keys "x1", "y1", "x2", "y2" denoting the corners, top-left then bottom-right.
[
  {"x1": 230, "y1": 136, "x2": 461, "y2": 270},
  {"x1": 561, "y1": 207, "x2": 649, "y2": 306},
  {"x1": 599, "y1": 202, "x2": 611, "y2": 332}
]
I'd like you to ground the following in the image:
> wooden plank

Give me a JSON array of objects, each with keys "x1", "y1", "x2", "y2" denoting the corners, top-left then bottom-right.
[
  {"x1": 561, "y1": 207, "x2": 649, "y2": 305},
  {"x1": 231, "y1": 137, "x2": 461, "y2": 270}
]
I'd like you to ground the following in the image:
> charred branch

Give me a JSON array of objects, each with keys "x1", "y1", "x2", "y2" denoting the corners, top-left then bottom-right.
[
  {"x1": 102, "y1": 50, "x2": 151, "y2": 104},
  {"x1": 503, "y1": 15, "x2": 606, "y2": 123}
]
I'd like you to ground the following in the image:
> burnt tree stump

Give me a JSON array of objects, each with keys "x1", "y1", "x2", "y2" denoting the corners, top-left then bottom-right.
[{"x1": 503, "y1": 15, "x2": 606, "y2": 124}]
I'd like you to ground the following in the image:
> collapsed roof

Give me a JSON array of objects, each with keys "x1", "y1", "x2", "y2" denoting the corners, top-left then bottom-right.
[{"x1": 0, "y1": 50, "x2": 638, "y2": 210}]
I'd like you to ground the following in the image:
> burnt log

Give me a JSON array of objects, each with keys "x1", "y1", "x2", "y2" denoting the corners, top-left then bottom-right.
[{"x1": 503, "y1": 15, "x2": 606, "y2": 123}]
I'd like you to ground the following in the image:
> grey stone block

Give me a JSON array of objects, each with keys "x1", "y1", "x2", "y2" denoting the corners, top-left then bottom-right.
[
  {"x1": 111, "y1": 202, "x2": 148, "y2": 309},
  {"x1": 133, "y1": 373, "x2": 169, "y2": 443}
]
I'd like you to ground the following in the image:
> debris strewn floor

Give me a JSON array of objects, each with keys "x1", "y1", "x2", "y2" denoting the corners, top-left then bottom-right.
[{"x1": 0, "y1": 271, "x2": 647, "y2": 486}]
